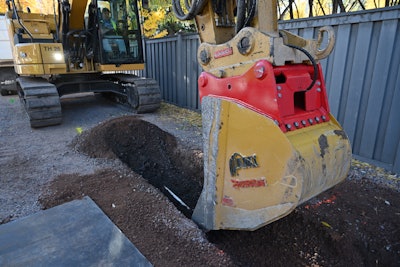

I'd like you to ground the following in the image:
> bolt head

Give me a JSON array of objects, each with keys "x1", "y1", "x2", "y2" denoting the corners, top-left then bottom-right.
[{"x1": 254, "y1": 65, "x2": 265, "y2": 79}]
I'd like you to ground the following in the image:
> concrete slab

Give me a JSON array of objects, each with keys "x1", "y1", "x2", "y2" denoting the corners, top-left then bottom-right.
[{"x1": 0, "y1": 196, "x2": 152, "y2": 267}]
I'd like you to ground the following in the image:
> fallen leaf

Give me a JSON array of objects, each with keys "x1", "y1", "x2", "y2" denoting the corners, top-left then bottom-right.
[{"x1": 321, "y1": 221, "x2": 332, "y2": 229}]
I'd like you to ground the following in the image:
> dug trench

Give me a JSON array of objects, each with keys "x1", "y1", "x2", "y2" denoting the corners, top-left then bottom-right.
[
  {"x1": 80, "y1": 116, "x2": 205, "y2": 217},
  {"x1": 39, "y1": 116, "x2": 400, "y2": 266}
]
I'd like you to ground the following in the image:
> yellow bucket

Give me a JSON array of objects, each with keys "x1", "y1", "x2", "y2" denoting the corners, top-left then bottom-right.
[{"x1": 193, "y1": 96, "x2": 351, "y2": 230}]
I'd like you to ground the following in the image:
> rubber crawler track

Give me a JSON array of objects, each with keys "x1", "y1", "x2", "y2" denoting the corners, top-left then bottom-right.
[{"x1": 17, "y1": 77, "x2": 62, "y2": 128}]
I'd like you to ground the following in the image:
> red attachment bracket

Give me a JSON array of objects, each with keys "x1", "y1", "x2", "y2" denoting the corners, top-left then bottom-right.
[{"x1": 198, "y1": 60, "x2": 331, "y2": 132}]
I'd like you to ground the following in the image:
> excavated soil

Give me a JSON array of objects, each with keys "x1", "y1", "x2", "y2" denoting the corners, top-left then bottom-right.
[{"x1": 38, "y1": 115, "x2": 400, "y2": 267}]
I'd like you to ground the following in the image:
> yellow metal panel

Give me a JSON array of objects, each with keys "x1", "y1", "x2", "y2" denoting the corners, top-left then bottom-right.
[
  {"x1": 194, "y1": 1, "x2": 235, "y2": 44},
  {"x1": 217, "y1": 100, "x2": 297, "y2": 211},
  {"x1": 19, "y1": 33, "x2": 54, "y2": 40},
  {"x1": 22, "y1": 20, "x2": 50, "y2": 34},
  {"x1": 13, "y1": 44, "x2": 67, "y2": 75},
  {"x1": 39, "y1": 44, "x2": 66, "y2": 64},
  {"x1": 286, "y1": 115, "x2": 352, "y2": 204},
  {"x1": 43, "y1": 64, "x2": 67, "y2": 75},
  {"x1": 97, "y1": 63, "x2": 145, "y2": 72},
  {"x1": 252, "y1": 0, "x2": 278, "y2": 33},
  {"x1": 14, "y1": 64, "x2": 45, "y2": 75},
  {"x1": 69, "y1": 0, "x2": 88, "y2": 30},
  {"x1": 197, "y1": 28, "x2": 273, "y2": 77},
  {"x1": 14, "y1": 43, "x2": 43, "y2": 64}
]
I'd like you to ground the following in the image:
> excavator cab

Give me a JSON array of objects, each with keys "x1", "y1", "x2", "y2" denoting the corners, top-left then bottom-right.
[
  {"x1": 173, "y1": 0, "x2": 352, "y2": 231},
  {"x1": 95, "y1": 0, "x2": 144, "y2": 65},
  {"x1": 58, "y1": 0, "x2": 145, "y2": 68}
]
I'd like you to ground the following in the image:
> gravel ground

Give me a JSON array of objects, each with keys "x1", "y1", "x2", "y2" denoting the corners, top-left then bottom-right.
[
  {"x1": 349, "y1": 159, "x2": 400, "y2": 192},
  {"x1": 0, "y1": 94, "x2": 128, "y2": 221},
  {"x1": 1, "y1": 92, "x2": 399, "y2": 266},
  {"x1": 1, "y1": 93, "x2": 398, "y2": 223},
  {"x1": 0, "y1": 93, "x2": 204, "y2": 223}
]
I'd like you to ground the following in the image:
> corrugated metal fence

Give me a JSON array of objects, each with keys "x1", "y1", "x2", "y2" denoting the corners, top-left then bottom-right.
[
  {"x1": 140, "y1": 6, "x2": 400, "y2": 174},
  {"x1": 143, "y1": 34, "x2": 202, "y2": 109}
]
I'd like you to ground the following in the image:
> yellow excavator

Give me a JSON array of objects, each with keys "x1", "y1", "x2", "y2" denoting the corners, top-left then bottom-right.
[
  {"x1": 4, "y1": 0, "x2": 161, "y2": 127},
  {"x1": 173, "y1": 0, "x2": 352, "y2": 230},
  {"x1": 5, "y1": 0, "x2": 351, "y2": 232}
]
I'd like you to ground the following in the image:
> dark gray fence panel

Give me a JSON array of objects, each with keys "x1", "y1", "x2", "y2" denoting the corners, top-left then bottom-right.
[
  {"x1": 360, "y1": 20, "x2": 397, "y2": 159},
  {"x1": 327, "y1": 24, "x2": 351, "y2": 117},
  {"x1": 278, "y1": 7, "x2": 400, "y2": 173},
  {"x1": 141, "y1": 7, "x2": 400, "y2": 173},
  {"x1": 379, "y1": 29, "x2": 400, "y2": 169},
  {"x1": 143, "y1": 34, "x2": 202, "y2": 109},
  {"x1": 343, "y1": 22, "x2": 373, "y2": 147}
]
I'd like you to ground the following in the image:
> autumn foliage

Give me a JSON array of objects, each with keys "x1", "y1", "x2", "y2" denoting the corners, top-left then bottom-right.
[
  {"x1": 0, "y1": 0, "x2": 56, "y2": 14},
  {"x1": 1, "y1": 0, "x2": 398, "y2": 38}
]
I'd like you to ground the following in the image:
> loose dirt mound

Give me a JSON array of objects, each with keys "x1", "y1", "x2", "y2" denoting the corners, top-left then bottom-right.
[
  {"x1": 74, "y1": 115, "x2": 203, "y2": 215},
  {"x1": 40, "y1": 116, "x2": 400, "y2": 266}
]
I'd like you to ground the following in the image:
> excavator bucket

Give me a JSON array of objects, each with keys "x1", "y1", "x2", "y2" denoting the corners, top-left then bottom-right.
[
  {"x1": 171, "y1": 0, "x2": 350, "y2": 231},
  {"x1": 192, "y1": 60, "x2": 352, "y2": 231}
]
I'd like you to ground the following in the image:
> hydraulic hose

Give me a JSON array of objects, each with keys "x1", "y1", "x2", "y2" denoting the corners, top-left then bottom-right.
[
  {"x1": 10, "y1": 0, "x2": 34, "y2": 42},
  {"x1": 243, "y1": 0, "x2": 256, "y2": 28},
  {"x1": 236, "y1": 0, "x2": 256, "y2": 33},
  {"x1": 285, "y1": 44, "x2": 318, "y2": 91},
  {"x1": 236, "y1": 0, "x2": 246, "y2": 32},
  {"x1": 172, "y1": 0, "x2": 208, "y2": 20},
  {"x1": 173, "y1": 0, "x2": 257, "y2": 34}
]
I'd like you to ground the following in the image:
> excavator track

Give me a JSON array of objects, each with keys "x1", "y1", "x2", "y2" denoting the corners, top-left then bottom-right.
[
  {"x1": 129, "y1": 78, "x2": 161, "y2": 113},
  {"x1": 17, "y1": 77, "x2": 62, "y2": 128},
  {"x1": 109, "y1": 75, "x2": 161, "y2": 113}
]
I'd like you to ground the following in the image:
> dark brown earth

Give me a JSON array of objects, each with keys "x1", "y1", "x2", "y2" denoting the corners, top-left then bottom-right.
[{"x1": 39, "y1": 116, "x2": 400, "y2": 267}]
